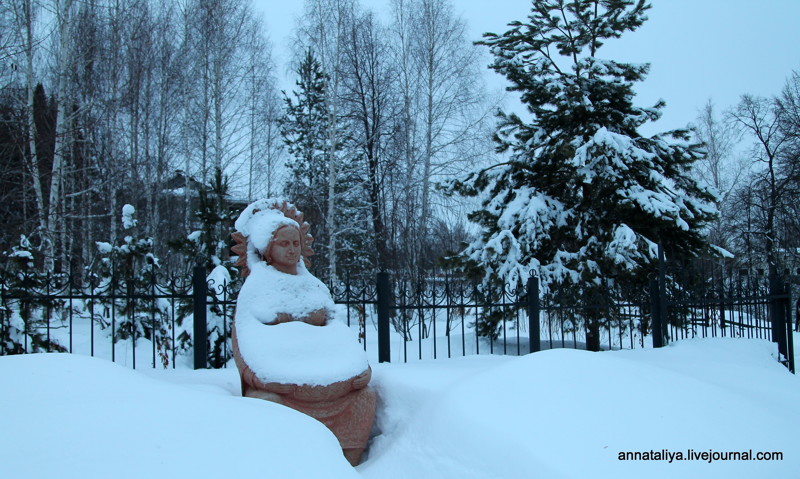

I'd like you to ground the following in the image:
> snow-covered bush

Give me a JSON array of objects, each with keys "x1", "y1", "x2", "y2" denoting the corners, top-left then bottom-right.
[
  {"x1": 167, "y1": 170, "x2": 239, "y2": 367},
  {"x1": 173, "y1": 264, "x2": 236, "y2": 368},
  {"x1": 0, "y1": 235, "x2": 67, "y2": 354},
  {"x1": 93, "y1": 205, "x2": 169, "y2": 359}
]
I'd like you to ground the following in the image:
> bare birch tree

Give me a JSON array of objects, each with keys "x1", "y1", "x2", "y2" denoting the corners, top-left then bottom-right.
[
  {"x1": 37, "y1": 0, "x2": 77, "y2": 272},
  {"x1": 183, "y1": 0, "x2": 257, "y2": 184},
  {"x1": 243, "y1": 18, "x2": 283, "y2": 201},
  {"x1": 388, "y1": 0, "x2": 494, "y2": 272},
  {"x1": 693, "y1": 100, "x2": 743, "y2": 251},
  {"x1": 293, "y1": 0, "x2": 358, "y2": 281},
  {"x1": 7, "y1": 0, "x2": 48, "y2": 257},
  {"x1": 340, "y1": 9, "x2": 396, "y2": 270},
  {"x1": 387, "y1": 0, "x2": 422, "y2": 272}
]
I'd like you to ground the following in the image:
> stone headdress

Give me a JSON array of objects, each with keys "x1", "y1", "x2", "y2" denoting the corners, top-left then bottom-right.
[{"x1": 231, "y1": 199, "x2": 314, "y2": 278}]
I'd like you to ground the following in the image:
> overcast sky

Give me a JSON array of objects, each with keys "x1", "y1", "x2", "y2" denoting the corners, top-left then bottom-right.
[{"x1": 253, "y1": 0, "x2": 800, "y2": 136}]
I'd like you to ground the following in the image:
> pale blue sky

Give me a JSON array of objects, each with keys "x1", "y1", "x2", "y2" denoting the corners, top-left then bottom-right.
[{"x1": 253, "y1": 0, "x2": 800, "y2": 135}]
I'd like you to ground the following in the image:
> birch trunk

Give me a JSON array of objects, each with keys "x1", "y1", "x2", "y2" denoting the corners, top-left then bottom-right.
[
  {"x1": 326, "y1": 52, "x2": 340, "y2": 283},
  {"x1": 47, "y1": 0, "x2": 76, "y2": 272},
  {"x1": 19, "y1": 0, "x2": 48, "y2": 253}
]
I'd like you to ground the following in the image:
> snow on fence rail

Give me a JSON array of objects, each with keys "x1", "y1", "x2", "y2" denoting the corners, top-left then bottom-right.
[{"x1": 0, "y1": 264, "x2": 794, "y2": 373}]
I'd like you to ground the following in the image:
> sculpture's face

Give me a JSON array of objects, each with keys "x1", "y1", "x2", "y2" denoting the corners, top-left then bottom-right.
[{"x1": 266, "y1": 225, "x2": 301, "y2": 275}]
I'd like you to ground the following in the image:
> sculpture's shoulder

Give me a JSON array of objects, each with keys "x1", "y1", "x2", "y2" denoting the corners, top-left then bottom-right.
[
  {"x1": 235, "y1": 262, "x2": 334, "y2": 325},
  {"x1": 292, "y1": 266, "x2": 336, "y2": 307},
  {"x1": 295, "y1": 265, "x2": 332, "y2": 291}
]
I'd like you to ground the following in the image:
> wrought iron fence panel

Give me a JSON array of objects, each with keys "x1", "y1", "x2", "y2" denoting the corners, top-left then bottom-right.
[
  {"x1": 330, "y1": 276, "x2": 377, "y2": 351},
  {"x1": 0, "y1": 266, "x2": 225, "y2": 369},
  {"x1": 665, "y1": 264, "x2": 775, "y2": 343},
  {"x1": 1, "y1": 260, "x2": 793, "y2": 372}
]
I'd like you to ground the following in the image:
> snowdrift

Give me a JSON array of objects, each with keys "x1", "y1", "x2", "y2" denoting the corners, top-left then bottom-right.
[{"x1": 1, "y1": 337, "x2": 798, "y2": 479}]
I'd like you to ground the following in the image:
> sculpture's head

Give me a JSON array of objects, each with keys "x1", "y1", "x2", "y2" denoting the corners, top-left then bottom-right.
[
  {"x1": 263, "y1": 224, "x2": 302, "y2": 275},
  {"x1": 231, "y1": 199, "x2": 314, "y2": 278}
]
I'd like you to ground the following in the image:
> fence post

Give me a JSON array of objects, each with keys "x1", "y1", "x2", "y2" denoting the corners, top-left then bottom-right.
[
  {"x1": 0, "y1": 276, "x2": 6, "y2": 356},
  {"x1": 650, "y1": 243, "x2": 668, "y2": 348},
  {"x1": 786, "y1": 289, "x2": 795, "y2": 373},
  {"x1": 193, "y1": 264, "x2": 208, "y2": 369},
  {"x1": 377, "y1": 272, "x2": 391, "y2": 363},
  {"x1": 649, "y1": 278, "x2": 663, "y2": 348},
  {"x1": 769, "y1": 271, "x2": 789, "y2": 369},
  {"x1": 718, "y1": 272, "x2": 727, "y2": 336},
  {"x1": 527, "y1": 275, "x2": 540, "y2": 354}
]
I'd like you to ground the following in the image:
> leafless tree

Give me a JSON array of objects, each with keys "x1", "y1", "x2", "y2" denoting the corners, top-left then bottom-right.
[
  {"x1": 729, "y1": 94, "x2": 792, "y2": 270},
  {"x1": 340, "y1": 9, "x2": 397, "y2": 270},
  {"x1": 243, "y1": 22, "x2": 284, "y2": 201},
  {"x1": 693, "y1": 100, "x2": 744, "y2": 251},
  {"x1": 775, "y1": 72, "x2": 800, "y2": 266},
  {"x1": 388, "y1": 0, "x2": 494, "y2": 273},
  {"x1": 293, "y1": 0, "x2": 358, "y2": 281},
  {"x1": 6, "y1": 0, "x2": 48, "y2": 255},
  {"x1": 0, "y1": 0, "x2": 281, "y2": 272}
]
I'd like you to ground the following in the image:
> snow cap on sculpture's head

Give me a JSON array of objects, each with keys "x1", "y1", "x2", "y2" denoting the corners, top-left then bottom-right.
[{"x1": 231, "y1": 198, "x2": 314, "y2": 278}]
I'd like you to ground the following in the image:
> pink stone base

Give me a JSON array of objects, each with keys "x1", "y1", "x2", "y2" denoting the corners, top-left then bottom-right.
[{"x1": 233, "y1": 324, "x2": 376, "y2": 466}]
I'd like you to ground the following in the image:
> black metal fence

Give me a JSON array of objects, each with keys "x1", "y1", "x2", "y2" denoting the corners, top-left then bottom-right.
[
  {"x1": 364, "y1": 264, "x2": 794, "y2": 374},
  {"x1": 0, "y1": 266, "x2": 201, "y2": 369},
  {"x1": 1, "y1": 258, "x2": 795, "y2": 373}
]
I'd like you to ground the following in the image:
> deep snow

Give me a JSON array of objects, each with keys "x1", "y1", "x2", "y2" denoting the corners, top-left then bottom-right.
[{"x1": 1, "y1": 336, "x2": 798, "y2": 478}]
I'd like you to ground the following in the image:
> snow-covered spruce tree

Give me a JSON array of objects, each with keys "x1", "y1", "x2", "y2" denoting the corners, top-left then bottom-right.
[
  {"x1": 446, "y1": 0, "x2": 718, "y2": 350},
  {"x1": 280, "y1": 50, "x2": 374, "y2": 281},
  {"x1": 168, "y1": 167, "x2": 234, "y2": 273},
  {"x1": 0, "y1": 235, "x2": 66, "y2": 354},
  {"x1": 167, "y1": 168, "x2": 237, "y2": 368},
  {"x1": 95, "y1": 205, "x2": 168, "y2": 362},
  {"x1": 280, "y1": 50, "x2": 333, "y2": 279}
]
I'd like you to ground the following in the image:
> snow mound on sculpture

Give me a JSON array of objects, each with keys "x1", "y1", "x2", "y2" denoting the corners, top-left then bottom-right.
[{"x1": 235, "y1": 261, "x2": 368, "y2": 386}]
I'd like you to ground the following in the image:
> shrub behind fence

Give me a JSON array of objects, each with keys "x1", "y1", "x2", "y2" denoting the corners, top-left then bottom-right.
[{"x1": 1, "y1": 260, "x2": 795, "y2": 373}]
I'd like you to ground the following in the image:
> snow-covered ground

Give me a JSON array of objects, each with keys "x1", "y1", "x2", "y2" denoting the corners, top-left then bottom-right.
[{"x1": 1, "y1": 335, "x2": 798, "y2": 478}]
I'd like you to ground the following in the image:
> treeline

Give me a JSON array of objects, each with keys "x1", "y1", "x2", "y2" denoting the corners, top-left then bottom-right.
[
  {"x1": 277, "y1": 0, "x2": 494, "y2": 281},
  {"x1": 1, "y1": 0, "x2": 283, "y2": 277},
  {"x1": 3, "y1": 0, "x2": 798, "y2": 287},
  {"x1": 0, "y1": 0, "x2": 494, "y2": 282},
  {"x1": 694, "y1": 74, "x2": 800, "y2": 273}
]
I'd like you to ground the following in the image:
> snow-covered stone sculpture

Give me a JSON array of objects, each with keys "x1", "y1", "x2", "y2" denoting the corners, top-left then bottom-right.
[{"x1": 230, "y1": 199, "x2": 376, "y2": 466}]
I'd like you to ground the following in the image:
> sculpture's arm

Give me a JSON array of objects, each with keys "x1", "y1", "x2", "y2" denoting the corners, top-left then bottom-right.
[
  {"x1": 260, "y1": 381, "x2": 297, "y2": 395},
  {"x1": 351, "y1": 367, "x2": 372, "y2": 390},
  {"x1": 302, "y1": 308, "x2": 330, "y2": 326},
  {"x1": 268, "y1": 308, "x2": 329, "y2": 326}
]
